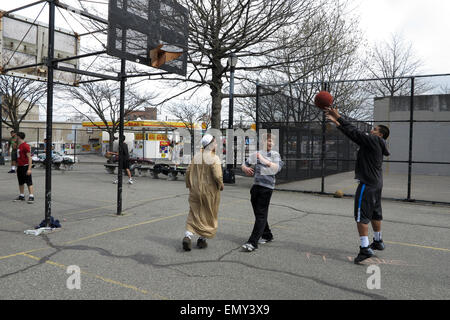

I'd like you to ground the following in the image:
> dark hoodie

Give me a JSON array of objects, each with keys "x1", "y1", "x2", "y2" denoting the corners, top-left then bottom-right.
[{"x1": 337, "y1": 117, "x2": 390, "y2": 188}]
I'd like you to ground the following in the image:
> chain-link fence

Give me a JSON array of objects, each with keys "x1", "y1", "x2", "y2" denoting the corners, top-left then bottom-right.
[
  {"x1": 1, "y1": 74, "x2": 449, "y2": 204},
  {"x1": 1, "y1": 126, "x2": 102, "y2": 157},
  {"x1": 254, "y1": 74, "x2": 450, "y2": 205},
  {"x1": 0, "y1": 125, "x2": 187, "y2": 172}
]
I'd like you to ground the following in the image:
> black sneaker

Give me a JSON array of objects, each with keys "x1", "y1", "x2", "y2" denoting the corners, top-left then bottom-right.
[
  {"x1": 27, "y1": 196, "x2": 35, "y2": 204},
  {"x1": 370, "y1": 239, "x2": 385, "y2": 251},
  {"x1": 354, "y1": 246, "x2": 374, "y2": 264},
  {"x1": 14, "y1": 195, "x2": 25, "y2": 202},
  {"x1": 182, "y1": 237, "x2": 192, "y2": 251},
  {"x1": 8, "y1": 169, "x2": 16, "y2": 173},
  {"x1": 197, "y1": 238, "x2": 208, "y2": 249}
]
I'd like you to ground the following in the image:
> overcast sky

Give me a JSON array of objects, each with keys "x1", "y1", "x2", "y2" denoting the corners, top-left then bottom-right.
[
  {"x1": 3, "y1": 0, "x2": 449, "y2": 73},
  {"x1": 354, "y1": 0, "x2": 450, "y2": 74}
]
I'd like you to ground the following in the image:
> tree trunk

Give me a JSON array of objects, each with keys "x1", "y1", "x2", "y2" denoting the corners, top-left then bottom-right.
[
  {"x1": 210, "y1": 61, "x2": 224, "y2": 129},
  {"x1": 108, "y1": 130, "x2": 115, "y2": 152}
]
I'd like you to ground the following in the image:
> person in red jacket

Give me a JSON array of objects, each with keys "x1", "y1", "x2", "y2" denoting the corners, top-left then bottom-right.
[
  {"x1": 14, "y1": 132, "x2": 35, "y2": 203},
  {"x1": 325, "y1": 107, "x2": 390, "y2": 264}
]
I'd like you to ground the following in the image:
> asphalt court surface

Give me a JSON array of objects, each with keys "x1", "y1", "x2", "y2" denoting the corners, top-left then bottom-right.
[{"x1": 0, "y1": 162, "x2": 449, "y2": 300}]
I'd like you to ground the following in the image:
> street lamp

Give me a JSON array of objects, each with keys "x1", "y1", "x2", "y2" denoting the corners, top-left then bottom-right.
[
  {"x1": 227, "y1": 53, "x2": 238, "y2": 130},
  {"x1": 224, "y1": 53, "x2": 237, "y2": 183}
]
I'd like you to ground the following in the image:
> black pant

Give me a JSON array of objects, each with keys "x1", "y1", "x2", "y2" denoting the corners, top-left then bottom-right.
[
  {"x1": 247, "y1": 185, "x2": 273, "y2": 248},
  {"x1": 17, "y1": 165, "x2": 32, "y2": 186}
]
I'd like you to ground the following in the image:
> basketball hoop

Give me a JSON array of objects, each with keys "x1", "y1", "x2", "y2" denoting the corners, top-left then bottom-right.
[{"x1": 149, "y1": 44, "x2": 183, "y2": 68}]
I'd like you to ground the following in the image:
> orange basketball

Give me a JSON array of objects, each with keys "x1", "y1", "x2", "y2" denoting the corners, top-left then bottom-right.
[{"x1": 314, "y1": 91, "x2": 333, "y2": 110}]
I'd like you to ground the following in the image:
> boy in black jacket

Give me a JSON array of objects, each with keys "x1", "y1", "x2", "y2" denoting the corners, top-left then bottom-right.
[{"x1": 325, "y1": 107, "x2": 390, "y2": 264}]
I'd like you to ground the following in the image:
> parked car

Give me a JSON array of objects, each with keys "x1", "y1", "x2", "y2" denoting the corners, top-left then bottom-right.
[
  {"x1": 32, "y1": 151, "x2": 76, "y2": 170},
  {"x1": 53, "y1": 151, "x2": 78, "y2": 163}
]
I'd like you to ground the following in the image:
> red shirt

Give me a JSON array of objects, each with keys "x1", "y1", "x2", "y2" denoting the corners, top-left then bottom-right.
[{"x1": 17, "y1": 142, "x2": 31, "y2": 166}]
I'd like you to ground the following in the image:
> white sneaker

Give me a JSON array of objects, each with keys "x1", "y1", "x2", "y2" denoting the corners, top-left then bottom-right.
[
  {"x1": 113, "y1": 180, "x2": 118, "y2": 184},
  {"x1": 258, "y1": 237, "x2": 273, "y2": 244},
  {"x1": 127, "y1": 179, "x2": 134, "y2": 184},
  {"x1": 242, "y1": 243, "x2": 256, "y2": 252}
]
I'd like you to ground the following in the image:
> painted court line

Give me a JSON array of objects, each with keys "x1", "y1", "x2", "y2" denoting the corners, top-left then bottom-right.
[
  {"x1": 62, "y1": 212, "x2": 187, "y2": 245},
  {"x1": 64, "y1": 194, "x2": 185, "y2": 217},
  {"x1": 384, "y1": 240, "x2": 450, "y2": 252},
  {"x1": 220, "y1": 218, "x2": 449, "y2": 252},
  {"x1": 0, "y1": 198, "x2": 246, "y2": 261},
  {"x1": 2, "y1": 197, "x2": 448, "y2": 264},
  {"x1": 0, "y1": 212, "x2": 186, "y2": 261}
]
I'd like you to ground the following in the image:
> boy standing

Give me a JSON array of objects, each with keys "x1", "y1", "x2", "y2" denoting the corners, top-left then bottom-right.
[
  {"x1": 241, "y1": 133, "x2": 283, "y2": 252},
  {"x1": 8, "y1": 131, "x2": 18, "y2": 173},
  {"x1": 14, "y1": 132, "x2": 35, "y2": 203},
  {"x1": 325, "y1": 107, "x2": 390, "y2": 264}
]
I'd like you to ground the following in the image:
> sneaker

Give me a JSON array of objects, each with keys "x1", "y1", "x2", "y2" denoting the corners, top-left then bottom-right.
[
  {"x1": 113, "y1": 179, "x2": 118, "y2": 184},
  {"x1": 242, "y1": 243, "x2": 256, "y2": 252},
  {"x1": 258, "y1": 237, "x2": 273, "y2": 244},
  {"x1": 354, "y1": 246, "x2": 374, "y2": 264},
  {"x1": 27, "y1": 196, "x2": 35, "y2": 204},
  {"x1": 197, "y1": 238, "x2": 208, "y2": 249},
  {"x1": 8, "y1": 169, "x2": 16, "y2": 173},
  {"x1": 182, "y1": 237, "x2": 192, "y2": 251},
  {"x1": 14, "y1": 195, "x2": 25, "y2": 202},
  {"x1": 127, "y1": 179, "x2": 134, "y2": 184},
  {"x1": 370, "y1": 239, "x2": 385, "y2": 251}
]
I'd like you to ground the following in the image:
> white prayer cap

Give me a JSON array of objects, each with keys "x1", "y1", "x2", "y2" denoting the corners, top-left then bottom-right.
[{"x1": 201, "y1": 134, "x2": 214, "y2": 148}]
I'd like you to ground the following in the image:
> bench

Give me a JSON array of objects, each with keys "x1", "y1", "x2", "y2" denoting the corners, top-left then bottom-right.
[
  {"x1": 33, "y1": 159, "x2": 75, "y2": 171},
  {"x1": 104, "y1": 161, "x2": 187, "y2": 180},
  {"x1": 150, "y1": 163, "x2": 187, "y2": 180},
  {"x1": 104, "y1": 163, "x2": 117, "y2": 174}
]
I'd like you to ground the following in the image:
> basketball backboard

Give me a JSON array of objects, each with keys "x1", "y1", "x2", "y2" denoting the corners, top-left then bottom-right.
[
  {"x1": 0, "y1": 12, "x2": 80, "y2": 85},
  {"x1": 107, "y1": 0, "x2": 189, "y2": 76}
]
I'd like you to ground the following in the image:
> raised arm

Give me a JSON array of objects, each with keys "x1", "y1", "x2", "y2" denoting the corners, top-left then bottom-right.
[
  {"x1": 258, "y1": 152, "x2": 283, "y2": 176},
  {"x1": 325, "y1": 107, "x2": 372, "y2": 147}
]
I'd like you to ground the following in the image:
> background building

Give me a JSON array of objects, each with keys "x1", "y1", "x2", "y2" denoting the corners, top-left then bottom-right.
[
  {"x1": 374, "y1": 94, "x2": 450, "y2": 176},
  {"x1": 125, "y1": 107, "x2": 157, "y2": 121}
]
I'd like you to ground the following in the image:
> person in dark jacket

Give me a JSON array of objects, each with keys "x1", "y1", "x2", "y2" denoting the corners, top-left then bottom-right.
[
  {"x1": 325, "y1": 107, "x2": 390, "y2": 264},
  {"x1": 107, "y1": 135, "x2": 134, "y2": 184}
]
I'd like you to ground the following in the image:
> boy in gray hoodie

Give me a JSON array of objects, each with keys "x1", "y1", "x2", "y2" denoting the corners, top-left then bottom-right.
[{"x1": 241, "y1": 133, "x2": 284, "y2": 252}]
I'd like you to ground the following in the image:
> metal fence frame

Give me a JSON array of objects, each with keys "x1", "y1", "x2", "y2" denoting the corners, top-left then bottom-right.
[{"x1": 255, "y1": 75, "x2": 450, "y2": 205}]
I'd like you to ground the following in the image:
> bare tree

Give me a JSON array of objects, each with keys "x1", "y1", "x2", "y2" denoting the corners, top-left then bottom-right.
[
  {"x1": 165, "y1": 101, "x2": 211, "y2": 156},
  {"x1": 0, "y1": 74, "x2": 46, "y2": 132},
  {"x1": 142, "y1": 0, "x2": 336, "y2": 129},
  {"x1": 167, "y1": 101, "x2": 211, "y2": 135},
  {"x1": 63, "y1": 81, "x2": 156, "y2": 151},
  {"x1": 438, "y1": 83, "x2": 450, "y2": 94},
  {"x1": 235, "y1": 1, "x2": 369, "y2": 122}
]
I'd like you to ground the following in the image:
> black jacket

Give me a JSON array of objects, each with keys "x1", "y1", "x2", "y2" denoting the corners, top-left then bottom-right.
[
  {"x1": 337, "y1": 117, "x2": 390, "y2": 188},
  {"x1": 120, "y1": 143, "x2": 129, "y2": 161}
]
